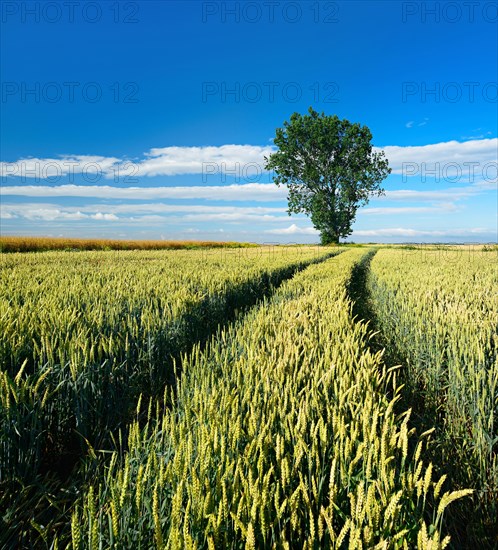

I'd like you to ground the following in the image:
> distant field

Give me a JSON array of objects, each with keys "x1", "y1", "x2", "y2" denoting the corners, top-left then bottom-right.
[
  {"x1": 1, "y1": 236, "x2": 496, "y2": 253},
  {"x1": 0, "y1": 236, "x2": 258, "y2": 253}
]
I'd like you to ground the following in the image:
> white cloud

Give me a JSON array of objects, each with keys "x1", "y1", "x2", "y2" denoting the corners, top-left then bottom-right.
[
  {"x1": 31, "y1": 208, "x2": 87, "y2": 221},
  {"x1": 91, "y1": 212, "x2": 119, "y2": 221},
  {"x1": 0, "y1": 202, "x2": 288, "y2": 217},
  {"x1": 104, "y1": 203, "x2": 287, "y2": 215},
  {"x1": 182, "y1": 213, "x2": 291, "y2": 223},
  {"x1": 405, "y1": 118, "x2": 429, "y2": 129},
  {"x1": 138, "y1": 145, "x2": 274, "y2": 177},
  {"x1": 353, "y1": 227, "x2": 492, "y2": 237},
  {"x1": 3, "y1": 139, "x2": 495, "y2": 183},
  {"x1": 361, "y1": 203, "x2": 459, "y2": 215},
  {"x1": 266, "y1": 224, "x2": 318, "y2": 235},
  {"x1": 0, "y1": 155, "x2": 123, "y2": 180},
  {"x1": 0, "y1": 211, "x2": 16, "y2": 219},
  {"x1": 379, "y1": 138, "x2": 497, "y2": 180},
  {"x1": 0, "y1": 183, "x2": 287, "y2": 202},
  {"x1": 381, "y1": 187, "x2": 475, "y2": 202},
  {"x1": 6, "y1": 207, "x2": 119, "y2": 222},
  {"x1": 14, "y1": 200, "x2": 464, "y2": 225},
  {"x1": 0, "y1": 146, "x2": 275, "y2": 180},
  {"x1": 0, "y1": 202, "x2": 298, "y2": 225}
]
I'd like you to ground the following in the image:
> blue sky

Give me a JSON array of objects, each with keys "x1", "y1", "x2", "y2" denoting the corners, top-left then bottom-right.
[{"x1": 1, "y1": 0, "x2": 497, "y2": 243}]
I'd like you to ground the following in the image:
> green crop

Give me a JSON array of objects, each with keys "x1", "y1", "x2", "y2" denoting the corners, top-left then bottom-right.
[
  {"x1": 71, "y1": 250, "x2": 470, "y2": 549},
  {"x1": 368, "y1": 248, "x2": 497, "y2": 541}
]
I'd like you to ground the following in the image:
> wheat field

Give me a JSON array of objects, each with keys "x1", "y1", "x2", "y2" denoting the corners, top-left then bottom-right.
[{"x1": 1, "y1": 244, "x2": 496, "y2": 548}]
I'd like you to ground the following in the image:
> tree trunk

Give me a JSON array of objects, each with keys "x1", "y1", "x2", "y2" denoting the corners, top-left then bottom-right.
[{"x1": 320, "y1": 229, "x2": 339, "y2": 245}]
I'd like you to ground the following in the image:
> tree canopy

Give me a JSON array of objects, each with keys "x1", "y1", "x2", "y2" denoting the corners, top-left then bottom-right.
[{"x1": 265, "y1": 107, "x2": 391, "y2": 244}]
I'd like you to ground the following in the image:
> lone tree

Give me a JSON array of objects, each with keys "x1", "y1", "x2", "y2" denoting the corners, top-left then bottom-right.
[{"x1": 265, "y1": 107, "x2": 391, "y2": 244}]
